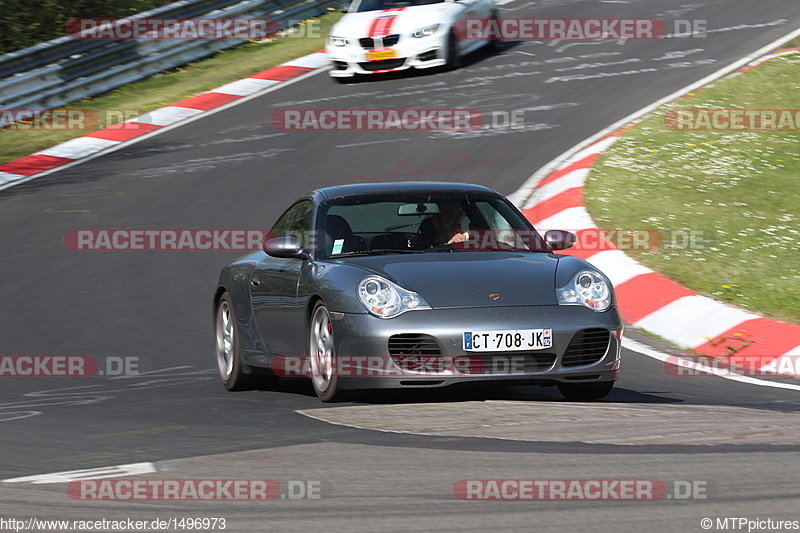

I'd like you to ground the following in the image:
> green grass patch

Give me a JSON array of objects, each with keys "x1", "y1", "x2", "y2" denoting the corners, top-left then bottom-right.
[
  {"x1": 585, "y1": 51, "x2": 800, "y2": 323},
  {"x1": 0, "y1": 12, "x2": 341, "y2": 165}
]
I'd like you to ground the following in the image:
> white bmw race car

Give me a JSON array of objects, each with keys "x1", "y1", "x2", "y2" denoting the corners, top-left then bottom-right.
[{"x1": 327, "y1": 0, "x2": 497, "y2": 79}]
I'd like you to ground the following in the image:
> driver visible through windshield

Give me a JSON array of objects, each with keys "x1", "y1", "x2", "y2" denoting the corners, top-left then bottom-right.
[{"x1": 319, "y1": 192, "x2": 548, "y2": 258}]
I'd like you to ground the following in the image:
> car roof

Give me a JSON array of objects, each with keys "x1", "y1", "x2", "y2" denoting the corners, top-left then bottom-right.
[{"x1": 309, "y1": 182, "x2": 500, "y2": 202}]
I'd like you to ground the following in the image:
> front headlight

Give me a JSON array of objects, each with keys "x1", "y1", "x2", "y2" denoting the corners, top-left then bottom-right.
[
  {"x1": 412, "y1": 23, "x2": 442, "y2": 38},
  {"x1": 557, "y1": 270, "x2": 612, "y2": 311},
  {"x1": 329, "y1": 35, "x2": 348, "y2": 46},
  {"x1": 357, "y1": 276, "x2": 431, "y2": 318}
]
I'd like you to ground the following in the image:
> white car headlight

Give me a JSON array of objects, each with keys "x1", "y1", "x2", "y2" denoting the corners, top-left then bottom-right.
[
  {"x1": 412, "y1": 24, "x2": 442, "y2": 38},
  {"x1": 557, "y1": 270, "x2": 612, "y2": 311},
  {"x1": 329, "y1": 35, "x2": 348, "y2": 46},
  {"x1": 357, "y1": 276, "x2": 430, "y2": 318}
]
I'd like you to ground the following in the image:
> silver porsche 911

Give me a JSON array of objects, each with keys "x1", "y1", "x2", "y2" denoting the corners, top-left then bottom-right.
[{"x1": 214, "y1": 182, "x2": 622, "y2": 402}]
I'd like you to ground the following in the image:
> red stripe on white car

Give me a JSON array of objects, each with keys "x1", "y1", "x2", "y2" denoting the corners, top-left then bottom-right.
[{"x1": 368, "y1": 8, "x2": 405, "y2": 37}]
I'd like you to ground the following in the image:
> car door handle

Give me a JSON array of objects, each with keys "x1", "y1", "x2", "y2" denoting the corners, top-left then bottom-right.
[{"x1": 251, "y1": 276, "x2": 260, "y2": 286}]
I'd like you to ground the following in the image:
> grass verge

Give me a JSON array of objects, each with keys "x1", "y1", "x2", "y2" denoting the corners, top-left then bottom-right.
[
  {"x1": 585, "y1": 48, "x2": 800, "y2": 323},
  {"x1": 0, "y1": 12, "x2": 342, "y2": 165}
]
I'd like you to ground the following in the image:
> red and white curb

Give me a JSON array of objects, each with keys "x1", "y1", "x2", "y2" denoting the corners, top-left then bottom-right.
[
  {"x1": 519, "y1": 49, "x2": 800, "y2": 372},
  {"x1": 735, "y1": 47, "x2": 799, "y2": 73},
  {"x1": 0, "y1": 51, "x2": 330, "y2": 190}
]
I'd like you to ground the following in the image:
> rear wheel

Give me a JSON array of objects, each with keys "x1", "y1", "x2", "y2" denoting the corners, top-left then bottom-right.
[
  {"x1": 557, "y1": 381, "x2": 614, "y2": 401},
  {"x1": 309, "y1": 301, "x2": 346, "y2": 402}
]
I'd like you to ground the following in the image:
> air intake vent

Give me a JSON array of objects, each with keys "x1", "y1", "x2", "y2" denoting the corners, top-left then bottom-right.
[
  {"x1": 454, "y1": 353, "x2": 556, "y2": 374},
  {"x1": 383, "y1": 35, "x2": 400, "y2": 47},
  {"x1": 359, "y1": 35, "x2": 400, "y2": 49},
  {"x1": 561, "y1": 329, "x2": 610, "y2": 367},
  {"x1": 358, "y1": 59, "x2": 405, "y2": 71},
  {"x1": 389, "y1": 334, "x2": 444, "y2": 373},
  {"x1": 389, "y1": 334, "x2": 441, "y2": 356}
]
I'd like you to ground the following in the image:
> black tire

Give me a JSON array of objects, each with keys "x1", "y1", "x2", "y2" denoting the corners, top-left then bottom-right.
[
  {"x1": 485, "y1": 10, "x2": 501, "y2": 52},
  {"x1": 557, "y1": 381, "x2": 615, "y2": 401},
  {"x1": 446, "y1": 30, "x2": 462, "y2": 70},
  {"x1": 215, "y1": 292, "x2": 258, "y2": 391},
  {"x1": 309, "y1": 301, "x2": 347, "y2": 402}
]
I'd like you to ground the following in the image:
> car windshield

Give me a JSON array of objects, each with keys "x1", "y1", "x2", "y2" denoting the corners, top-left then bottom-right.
[
  {"x1": 352, "y1": 0, "x2": 446, "y2": 13},
  {"x1": 317, "y1": 191, "x2": 547, "y2": 259}
]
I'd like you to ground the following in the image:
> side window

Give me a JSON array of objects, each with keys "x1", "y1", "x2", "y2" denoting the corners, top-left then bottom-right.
[
  {"x1": 476, "y1": 202, "x2": 514, "y2": 232},
  {"x1": 271, "y1": 200, "x2": 314, "y2": 248},
  {"x1": 475, "y1": 200, "x2": 533, "y2": 250}
]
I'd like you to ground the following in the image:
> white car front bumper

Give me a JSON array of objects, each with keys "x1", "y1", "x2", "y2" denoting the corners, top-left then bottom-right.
[{"x1": 327, "y1": 32, "x2": 449, "y2": 77}]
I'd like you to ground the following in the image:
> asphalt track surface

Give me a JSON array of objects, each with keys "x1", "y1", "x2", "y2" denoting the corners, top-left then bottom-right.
[{"x1": 1, "y1": 0, "x2": 800, "y2": 531}]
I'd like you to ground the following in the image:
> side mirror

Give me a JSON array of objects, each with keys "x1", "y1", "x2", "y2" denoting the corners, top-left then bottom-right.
[
  {"x1": 263, "y1": 236, "x2": 310, "y2": 259},
  {"x1": 544, "y1": 230, "x2": 576, "y2": 251}
]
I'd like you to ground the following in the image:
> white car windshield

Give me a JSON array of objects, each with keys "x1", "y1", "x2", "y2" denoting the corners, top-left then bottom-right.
[{"x1": 352, "y1": 0, "x2": 447, "y2": 13}]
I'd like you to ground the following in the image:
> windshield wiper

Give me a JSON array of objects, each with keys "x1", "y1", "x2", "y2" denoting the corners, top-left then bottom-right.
[
  {"x1": 331, "y1": 248, "x2": 424, "y2": 257},
  {"x1": 384, "y1": 223, "x2": 418, "y2": 232}
]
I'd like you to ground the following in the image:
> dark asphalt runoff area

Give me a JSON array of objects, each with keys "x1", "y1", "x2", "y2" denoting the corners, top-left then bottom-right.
[{"x1": 1, "y1": 0, "x2": 800, "y2": 530}]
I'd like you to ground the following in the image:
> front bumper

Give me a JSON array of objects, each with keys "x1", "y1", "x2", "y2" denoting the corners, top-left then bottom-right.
[
  {"x1": 328, "y1": 305, "x2": 622, "y2": 389},
  {"x1": 326, "y1": 33, "x2": 448, "y2": 77}
]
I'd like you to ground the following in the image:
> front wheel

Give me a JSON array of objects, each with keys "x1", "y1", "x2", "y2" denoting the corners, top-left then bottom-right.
[
  {"x1": 485, "y1": 10, "x2": 501, "y2": 52},
  {"x1": 309, "y1": 301, "x2": 347, "y2": 402},
  {"x1": 445, "y1": 31, "x2": 462, "y2": 70},
  {"x1": 215, "y1": 292, "x2": 257, "y2": 391},
  {"x1": 557, "y1": 381, "x2": 614, "y2": 401}
]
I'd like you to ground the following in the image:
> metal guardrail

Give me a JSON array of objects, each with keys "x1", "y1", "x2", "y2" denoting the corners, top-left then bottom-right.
[
  {"x1": 0, "y1": 0, "x2": 240, "y2": 79},
  {"x1": 0, "y1": 0, "x2": 337, "y2": 118}
]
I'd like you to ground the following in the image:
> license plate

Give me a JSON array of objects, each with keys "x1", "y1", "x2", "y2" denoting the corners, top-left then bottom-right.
[
  {"x1": 366, "y1": 49, "x2": 397, "y2": 61},
  {"x1": 463, "y1": 329, "x2": 552, "y2": 352}
]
